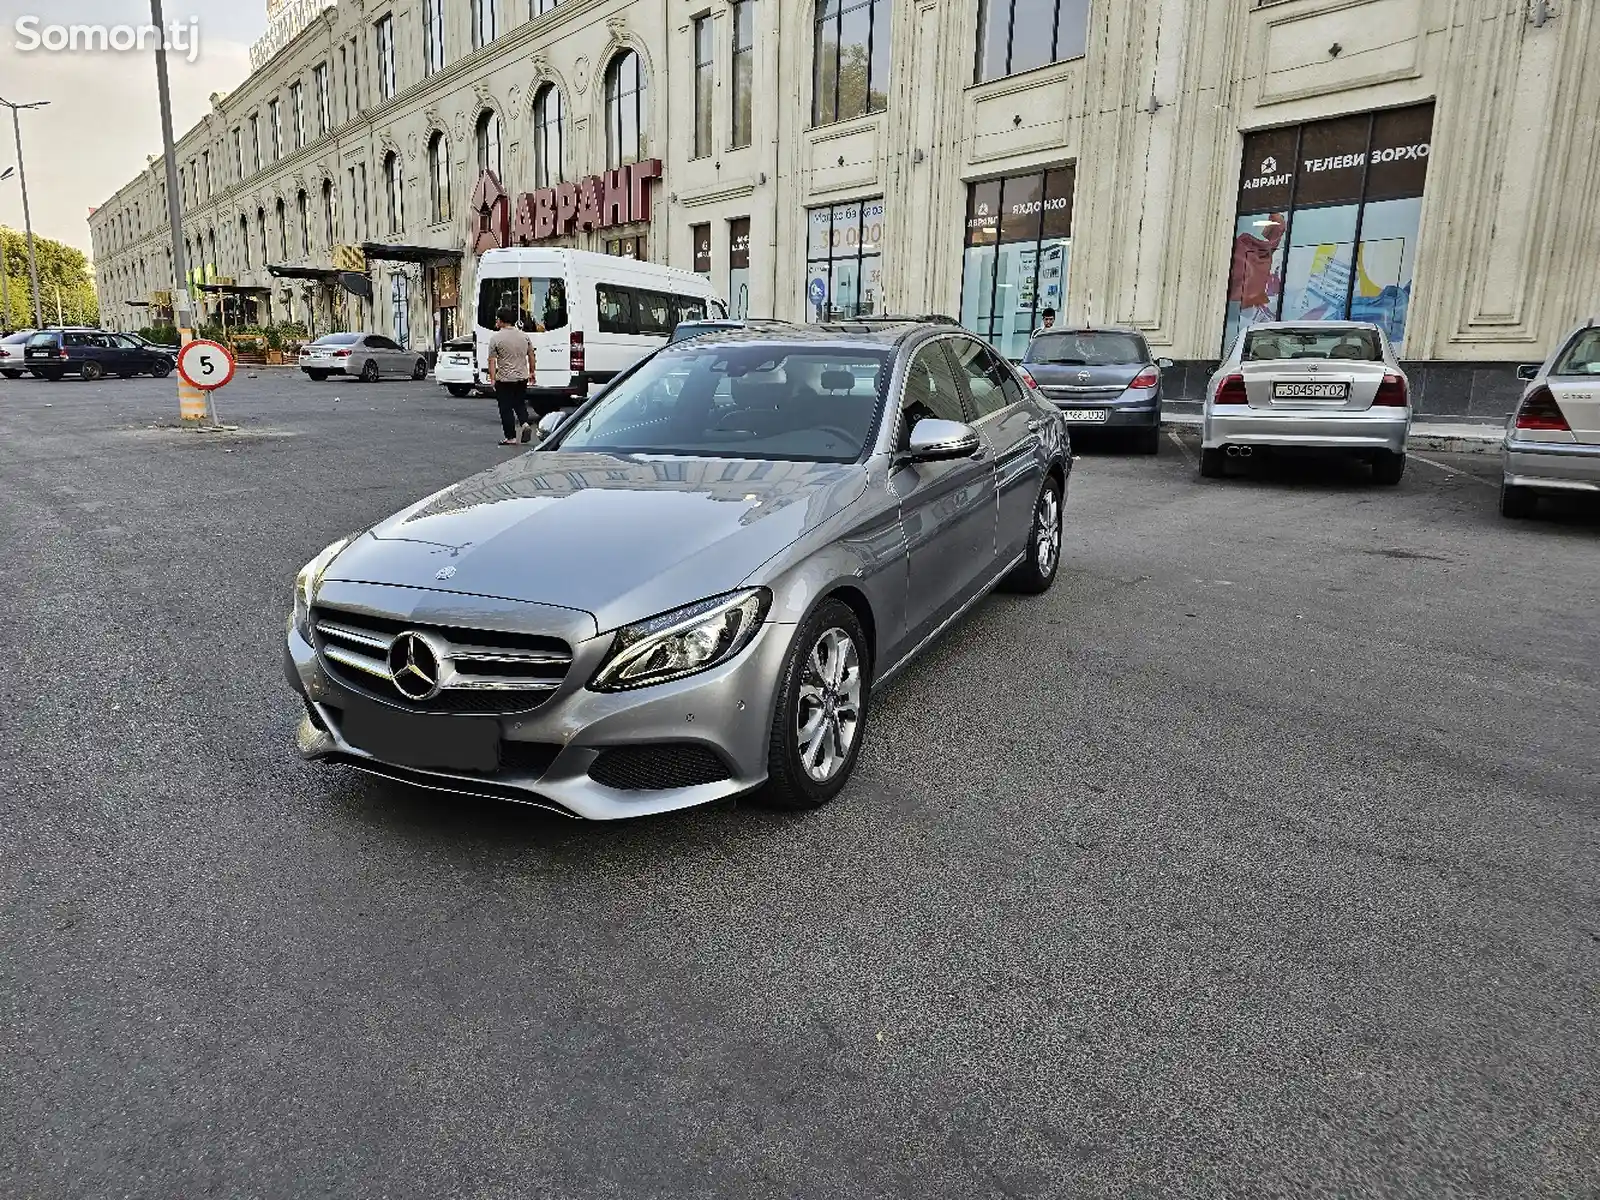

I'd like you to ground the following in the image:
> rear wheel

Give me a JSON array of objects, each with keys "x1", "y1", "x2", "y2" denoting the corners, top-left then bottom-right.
[
  {"x1": 759, "y1": 599, "x2": 871, "y2": 811},
  {"x1": 1199, "y1": 447, "x2": 1226, "y2": 478},
  {"x1": 446, "y1": 384, "x2": 474, "y2": 398},
  {"x1": 1371, "y1": 450, "x2": 1406, "y2": 486},
  {"x1": 359, "y1": 359, "x2": 379, "y2": 383},
  {"x1": 412, "y1": 357, "x2": 428, "y2": 380},
  {"x1": 1004, "y1": 477, "x2": 1063, "y2": 594},
  {"x1": 1500, "y1": 480, "x2": 1537, "y2": 519},
  {"x1": 80, "y1": 361, "x2": 105, "y2": 382},
  {"x1": 1134, "y1": 426, "x2": 1161, "y2": 455}
]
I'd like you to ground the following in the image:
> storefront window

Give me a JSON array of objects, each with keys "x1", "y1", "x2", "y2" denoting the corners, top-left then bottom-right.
[
  {"x1": 805, "y1": 199, "x2": 885, "y2": 321},
  {"x1": 692, "y1": 223, "x2": 712, "y2": 280},
  {"x1": 959, "y1": 167, "x2": 1073, "y2": 359},
  {"x1": 729, "y1": 217, "x2": 751, "y2": 319},
  {"x1": 1224, "y1": 103, "x2": 1434, "y2": 352},
  {"x1": 606, "y1": 235, "x2": 647, "y2": 261}
]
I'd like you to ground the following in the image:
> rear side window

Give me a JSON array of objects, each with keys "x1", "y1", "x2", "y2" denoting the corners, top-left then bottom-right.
[
  {"x1": 65, "y1": 333, "x2": 94, "y2": 347},
  {"x1": 27, "y1": 333, "x2": 57, "y2": 349},
  {"x1": 900, "y1": 342, "x2": 971, "y2": 439},
  {"x1": 635, "y1": 291, "x2": 674, "y2": 336},
  {"x1": 1552, "y1": 329, "x2": 1600, "y2": 376},
  {"x1": 945, "y1": 338, "x2": 1023, "y2": 417},
  {"x1": 1244, "y1": 327, "x2": 1380, "y2": 362},
  {"x1": 596, "y1": 285, "x2": 636, "y2": 334}
]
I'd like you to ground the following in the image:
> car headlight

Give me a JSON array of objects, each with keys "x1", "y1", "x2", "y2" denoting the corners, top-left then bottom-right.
[
  {"x1": 291, "y1": 535, "x2": 356, "y2": 638},
  {"x1": 590, "y1": 589, "x2": 770, "y2": 692}
]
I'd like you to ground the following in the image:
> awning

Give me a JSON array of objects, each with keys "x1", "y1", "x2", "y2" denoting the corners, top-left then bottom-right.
[
  {"x1": 267, "y1": 264, "x2": 340, "y2": 281},
  {"x1": 360, "y1": 241, "x2": 462, "y2": 265},
  {"x1": 199, "y1": 282, "x2": 273, "y2": 294}
]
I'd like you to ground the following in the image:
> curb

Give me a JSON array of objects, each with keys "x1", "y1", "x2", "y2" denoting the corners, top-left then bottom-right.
[{"x1": 1157, "y1": 415, "x2": 1501, "y2": 456}]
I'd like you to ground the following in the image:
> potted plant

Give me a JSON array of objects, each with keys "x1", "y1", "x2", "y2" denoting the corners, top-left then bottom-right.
[{"x1": 263, "y1": 324, "x2": 287, "y2": 365}]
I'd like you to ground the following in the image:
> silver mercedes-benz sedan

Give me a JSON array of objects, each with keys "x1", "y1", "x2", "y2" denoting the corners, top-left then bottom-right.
[
  {"x1": 1501, "y1": 320, "x2": 1600, "y2": 519},
  {"x1": 285, "y1": 322, "x2": 1071, "y2": 819},
  {"x1": 1201, "y1": 321, "x2": 1412, "y2": 483}
]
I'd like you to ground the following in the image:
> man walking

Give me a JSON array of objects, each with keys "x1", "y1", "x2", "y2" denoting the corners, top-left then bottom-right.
[{"x1": 486, "y1": 307, "x2": 533, "y2": 445}]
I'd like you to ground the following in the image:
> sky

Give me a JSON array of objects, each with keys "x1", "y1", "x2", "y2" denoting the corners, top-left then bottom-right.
[{"x1": 0, "y1": 1, "x2": 268, "y2": 259}]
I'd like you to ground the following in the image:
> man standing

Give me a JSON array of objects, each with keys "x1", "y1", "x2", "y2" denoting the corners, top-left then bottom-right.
[{"x1": 486, "y1": 306, "x2": 533, "y2": 446}]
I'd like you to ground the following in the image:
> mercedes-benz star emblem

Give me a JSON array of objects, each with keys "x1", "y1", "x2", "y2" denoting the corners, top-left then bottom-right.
[{"x1": 387, "y1": 631, "x2": 442, "y2": 701}]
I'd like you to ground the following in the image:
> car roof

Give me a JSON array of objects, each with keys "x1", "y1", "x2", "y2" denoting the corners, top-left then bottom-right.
[
  {"x1": 1244, "y1": 321, "x2": 1384, "y2": 333},
  {"x1": 658, "y1": 321, "x2": 951, "y2": 353},
  {"x1": 1032, "y1": 324, "x2": 1146, "y2": 337}
]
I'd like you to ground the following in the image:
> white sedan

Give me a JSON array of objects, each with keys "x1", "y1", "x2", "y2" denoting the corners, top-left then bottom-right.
[
  {"x1": 1501, "y1": 320, "x2": 1600, "y2": 518},
  {"x1": 1201, "y1": 321, "x2": 1412, "y2": 484}
]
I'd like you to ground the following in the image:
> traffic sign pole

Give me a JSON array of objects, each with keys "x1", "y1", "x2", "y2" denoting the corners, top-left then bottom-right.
[{"x1": 176, "y1": 340, "x2": 237, "y2": 426}]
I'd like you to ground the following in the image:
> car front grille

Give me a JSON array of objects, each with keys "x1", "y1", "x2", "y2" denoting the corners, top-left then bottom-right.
[
  {"x1": 587, "y1": 745, "x2": 733, "y2": 792},
  {"x1": 312, "y1": 606, "x2": 572, "y2": 715}
]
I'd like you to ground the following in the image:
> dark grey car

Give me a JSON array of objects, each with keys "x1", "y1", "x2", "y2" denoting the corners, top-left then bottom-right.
[
  {"x1": 285, "y1": 323, "x2": 1072, "y2": 819},
  {"x1": 1020, "y1": 326, "x2": 1172, "y2": 453}
]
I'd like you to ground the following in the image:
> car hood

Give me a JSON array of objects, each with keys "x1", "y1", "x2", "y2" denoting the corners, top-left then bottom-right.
[{"x1": 324, "y1": 451, "x2": 869, "y2": 632}]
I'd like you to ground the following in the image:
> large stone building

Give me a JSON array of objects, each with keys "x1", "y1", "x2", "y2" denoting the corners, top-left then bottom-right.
[{"x1": 89, "y1": 0, "x2": 1600, "y2": 414}]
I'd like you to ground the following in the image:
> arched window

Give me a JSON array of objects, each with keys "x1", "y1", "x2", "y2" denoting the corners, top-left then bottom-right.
[
  {"x1": 476, "y1": 109, "x2": 502, "y2": 177},
  {"x1": 429, "y1": 131, "x2": 452, "y2": 224},
  {"x1": 240, "y1": 215, "x2": 251, "y2": 270},
  {"x1": 258, "y1": 208, "x2": 269, "y2": 267},
  {"x1": 207, "y1": 230, "x2": 217, "y2": 277},
  {"x1": 296, "y1": 190, "x2": 311, "y2": 256},
  {"x1": 533, "y1": 84, "x2": 564, "y2": 188},
  {"x1": 275, "y1": 198, "x2": 288, "y2": 260},
  {"x1": 384, "y1": 151, "x2": 403, "y2": 233},
  {"x1": 322, "y1": 178, "x2": 338, "y2": 245},
  {"x1": 604, "y1": 50, "x2": 646, "y2": 169}
]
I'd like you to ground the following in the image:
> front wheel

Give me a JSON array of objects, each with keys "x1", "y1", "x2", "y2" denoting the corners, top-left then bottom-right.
[
  {"x1": 446, "y1": 383, "x2": 474, "y2": 398},
  {"x1": 759, "y1": 599, "x2": 871, "y2": 811},
  {"x1": 150, "y1": 361, "x2": 173, "y2": 378},
  {"x1": 1371, "y1": 450, "x2": 1406, "y2": 486},
  {"x1": 1500, "y1": 480, "x2": 1537, "y2": 519},
  {"x1": 1003, "y1": 476, "x2": 1064, "y2": 594},
  {"x1": 359, "y1": 359, "x2": 380, "y2": 383},
  {"x1": 412, "y1": 358, "x2": 428, "y2": 380}
]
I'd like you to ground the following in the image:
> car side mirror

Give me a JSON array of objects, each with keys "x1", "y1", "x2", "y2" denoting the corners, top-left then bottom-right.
[
  {"x1": 1515, "y1": 363, "x2": 1541, "y2": 382},
  {"x1": 1156, "y1": 357, "x2": 1175, "y2": 370},
  {"x1": 536, "y1": 410, "x2": 566, "y2": 439},
  {"x1": 904, "y1": 418, "x2": 981, "y2": 463}
]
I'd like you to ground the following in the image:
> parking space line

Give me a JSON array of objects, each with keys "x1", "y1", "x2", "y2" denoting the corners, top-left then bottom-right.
[
  {"x1": 1412, "y1": 453, "x2": 1495, "y2": 486},
  {"x1": 1166, "y1": 428, "x2": 1196, "y2": 467}
]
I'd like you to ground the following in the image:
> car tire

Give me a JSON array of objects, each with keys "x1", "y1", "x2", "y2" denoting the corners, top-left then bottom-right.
[
  {"x1": 150, "y1": 361, "x2": 173, "y2": 378},
  {"x1": 1371, "y1": 450, "x2": 1406, "y2": 486},
  {"x1": 1500, "y1": 480, "x2": 1537, "y2": 519},
  {"x1": 446, "y1": 384, "x2": 474, "y2": 398},
  {"x1": 1003, "y1": 476, "x2": 1064, "y2": 595},
  {"x1": 306, "y1": 370, "x2": 331, "y2": 382},
  {"x1": 1199, "y1": 446, "x2": 1226, "y2": 478},
  {"x1": 81, "y1": 361, "x2": 105, "y2": 382},
  {"x1": 359, "y1": 359, "x2": 380, "y2": 383},
  {"x1": 759, "y1": 598, "x2": 872, "y2": 811},
  {"x1": 412, "y1": 358, "x2": 428, "y2": 380},
  {"x1": 1135, "y1": 426, "x2": 1161, "y2": 455}
]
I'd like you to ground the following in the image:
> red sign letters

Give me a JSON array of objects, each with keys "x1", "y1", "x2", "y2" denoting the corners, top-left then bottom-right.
[{"x1": 469, "y1": 161, "x2": 662, "y2": 251}]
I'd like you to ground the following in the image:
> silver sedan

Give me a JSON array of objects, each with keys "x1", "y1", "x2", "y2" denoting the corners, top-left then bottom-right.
[
  {"x1": 1501, "y1": 321, "x2": 1600, "y2": 518},
  {"x1": 284, "y1": 324, "x2": 1072, "y2": 819},
  {"x1": 299, "y1": 332, "x2": 429, "y2": 383},
  {"x1": 1202, "y1": 321, "x2": 1412, "y2": 484}
]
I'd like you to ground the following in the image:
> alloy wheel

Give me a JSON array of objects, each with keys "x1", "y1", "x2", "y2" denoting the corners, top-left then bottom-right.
[
  {"x1": 1035, "y1": 486, "x2": 1061, "y2": 577},
  {"x1": 795, "y1": 627, "x2": 862, "y2": 783}
]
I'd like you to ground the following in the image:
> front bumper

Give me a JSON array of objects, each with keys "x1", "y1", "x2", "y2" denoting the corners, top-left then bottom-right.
[
  {"x1": 1503, "y1": 438, "x2": 1600, "y2": 493},
  {"x1": 285, "y1": 616, "x2": 793, "y2": 820},
  {"x1": 1203, "y1": 405, "x2": 1410, "y2": 454}
]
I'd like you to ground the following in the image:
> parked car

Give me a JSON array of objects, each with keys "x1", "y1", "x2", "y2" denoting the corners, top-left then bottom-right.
[
  {"x1": 473, "y1": 247, "x2": 727, "y2": 410},
  {"x1": 1501, "y1": 320, "x2": 1600, "y2": 518},
  {"x1": 668, "y1": 317, "x2": 791, "y2": 345},
  {"x1": 126, "y1": 330, "x2": 180, "y2": 352},
  {"x1": 433, "y1": 336, "x2": 481, "y2": 397},
  {"x1": 285, "y1": 322, "x2": 1070, "y2": 819},
  {"x1": 1, "y1": 329, "x2": 36, "y2": 379},
  {"x1": 1201, "y1": 321, "x2": 1411, "y2": 484},
  {"x1": 300, "y1": 332, "x2": 429, "y2": 382},
  {"x1": 1019, "y1": 325, "x2": 1171, "y2": 454},
  {"x1": 23, "y1": 328, "x2": 175, "y2": 381}
]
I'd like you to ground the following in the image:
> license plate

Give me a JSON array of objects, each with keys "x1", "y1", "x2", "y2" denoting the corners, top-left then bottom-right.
[
  {"x1": 1061, "y1": 408, "x2": 1109, "y2": 423},
  {"x1": 341, "y1": 698, "x2": 500, "y2": 772},
  {"x1": 1273, "y1": 381, "x2": 1348, "y2": 400}
]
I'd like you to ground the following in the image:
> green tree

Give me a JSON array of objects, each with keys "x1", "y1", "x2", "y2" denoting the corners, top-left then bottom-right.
[{"x1": 1, "y1": 225, "x2": 100, "y2": 330}]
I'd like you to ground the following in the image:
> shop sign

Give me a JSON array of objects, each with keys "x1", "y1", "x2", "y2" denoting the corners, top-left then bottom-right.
[
  {"x1": 1242, "y1": 155, "x2": 1294, "y2": 192},
  {"x1": 470, "y1": 162, "x2": 664, "y2": 253},
  {"x1": 1302, "y1": 142, "x2": 1429, "y2": 174}
]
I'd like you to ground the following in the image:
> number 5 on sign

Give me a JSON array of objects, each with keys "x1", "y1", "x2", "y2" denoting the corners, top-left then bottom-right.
[{"x1": 177, "y1": 340, "x2": 237, "y2": 391}]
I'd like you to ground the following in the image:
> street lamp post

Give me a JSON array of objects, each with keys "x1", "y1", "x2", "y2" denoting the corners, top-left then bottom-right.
[
  {"x1": 0, "y1": 98, "x2": 47, "y2": 330},
  {"x1": 0, "y1": 165, "x2": 13, "y2": 331},
  {"x1": 148, "y1": 0, "x2": 209, "y2": 423}
]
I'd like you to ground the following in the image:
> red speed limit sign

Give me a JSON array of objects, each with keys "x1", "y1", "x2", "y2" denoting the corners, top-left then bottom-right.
[{"x1": 176, "y1": 339, "x2": 237, "y2": 391}]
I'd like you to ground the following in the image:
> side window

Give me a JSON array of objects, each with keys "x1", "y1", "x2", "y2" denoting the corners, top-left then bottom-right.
[
  {"x1": 635, "y1": 290, "x2": 673, "y2": 336},
  {"x1": 898, "y1": 341, "x2": 971, "y2": 444},
  {"x1": 115, "y1": 335, "x2": 141, "y2": 349},
  {"x1": 946, "y1": 338, "x2": 1023, "y2": 417},
  {"x1": 596, "y1": 285, "x2": 636, "y2": 334},
  {"x1": 674, "y1": 294, "x2": 707, "y2": 324},
  {"x1": 66, "y1": 333, "x2": 91, "y2": 348}
]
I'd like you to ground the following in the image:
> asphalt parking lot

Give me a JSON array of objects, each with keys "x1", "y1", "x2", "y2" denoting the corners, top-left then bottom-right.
[{"x1": 3, "y1": 370, "x2": 1597, "y2": 1199}]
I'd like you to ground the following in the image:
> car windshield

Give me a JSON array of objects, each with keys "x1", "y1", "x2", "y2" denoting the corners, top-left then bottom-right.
[
  {"x1": 1025, "y1": 331, "x2": 1148, "y2": 366},
  {"x1": 553, "y1": 344, "x2": 892, "y2": 463},
  {"x1": 1244, "y1": 327, "x2": 1381, "y2": 362},
  {"x1": 1552, "y1": 329, "x2": 1600, "y2": 375},
  {"x1": 312, "y1": 333, "x2": 362, "y2": 346}
]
